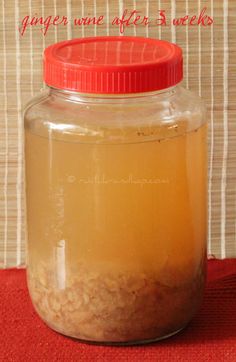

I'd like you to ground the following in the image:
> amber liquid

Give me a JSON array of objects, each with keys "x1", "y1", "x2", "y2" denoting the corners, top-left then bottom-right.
[{"x1": 25, "y1": 122, "x2": 207, "y2": 342}]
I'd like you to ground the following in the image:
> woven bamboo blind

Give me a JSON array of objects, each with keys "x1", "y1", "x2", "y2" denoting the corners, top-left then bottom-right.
[{"x1": 0, "y1": 0, "x2": 235, "y2": 268}]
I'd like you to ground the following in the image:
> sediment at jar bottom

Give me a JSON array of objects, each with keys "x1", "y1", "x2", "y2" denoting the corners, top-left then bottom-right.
[{"x1": 27, "y1": 262, "x2": 205, "y2": 343}]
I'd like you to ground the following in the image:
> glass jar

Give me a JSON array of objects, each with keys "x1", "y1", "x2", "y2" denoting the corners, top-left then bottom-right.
[{"x1": 24, "y1": 36, "x2": 207, "y2": 345}]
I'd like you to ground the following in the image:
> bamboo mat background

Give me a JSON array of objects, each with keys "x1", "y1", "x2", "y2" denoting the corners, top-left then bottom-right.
[{"x1": 0, "y1": 0, "x2": 235, "y2": 268}]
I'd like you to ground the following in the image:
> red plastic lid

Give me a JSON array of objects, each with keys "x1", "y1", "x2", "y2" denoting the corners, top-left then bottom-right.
[{"x1": 43, "y1": 36, "x2": 183, "y2": 94}]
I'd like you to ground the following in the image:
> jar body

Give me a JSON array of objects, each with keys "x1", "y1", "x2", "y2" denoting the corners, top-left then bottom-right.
[{"x1": 24, "y1": 86, "x2": 207, "y2": 344}]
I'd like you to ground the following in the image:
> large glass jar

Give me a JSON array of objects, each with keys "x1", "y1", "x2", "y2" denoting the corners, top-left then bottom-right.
[{"x1": 24, "y1": 36, "x2": 207, "y2": 345}]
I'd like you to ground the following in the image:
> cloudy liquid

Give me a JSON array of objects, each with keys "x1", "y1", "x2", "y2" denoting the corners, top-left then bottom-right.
[{"x1": 25, "y1": 123, "x2": 207, "y2": 278}]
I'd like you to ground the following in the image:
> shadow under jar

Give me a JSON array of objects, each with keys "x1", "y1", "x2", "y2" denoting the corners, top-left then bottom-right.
[{"x1": 24, "y1": 36, "x2": 207, "y2": 345}]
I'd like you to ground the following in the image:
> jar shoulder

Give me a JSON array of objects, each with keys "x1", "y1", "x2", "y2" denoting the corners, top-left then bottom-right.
[{"x1": 24, "y1": 86, "x2": 206, "y2": 143}]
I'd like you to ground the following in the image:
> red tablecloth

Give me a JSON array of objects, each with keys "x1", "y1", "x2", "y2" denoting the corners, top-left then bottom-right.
[{"x1": 1, "y1": 259, "x2": 236, "y2": 362}]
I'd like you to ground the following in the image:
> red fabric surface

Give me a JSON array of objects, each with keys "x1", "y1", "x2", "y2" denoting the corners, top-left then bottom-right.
[{"x1": 0, "y1": 259, "x2": 236, "y2": 362}]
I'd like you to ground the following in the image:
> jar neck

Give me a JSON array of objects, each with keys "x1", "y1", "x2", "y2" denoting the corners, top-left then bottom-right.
[{"x1": 47, "y1": 85, "x2": 179, "y2": 104}]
